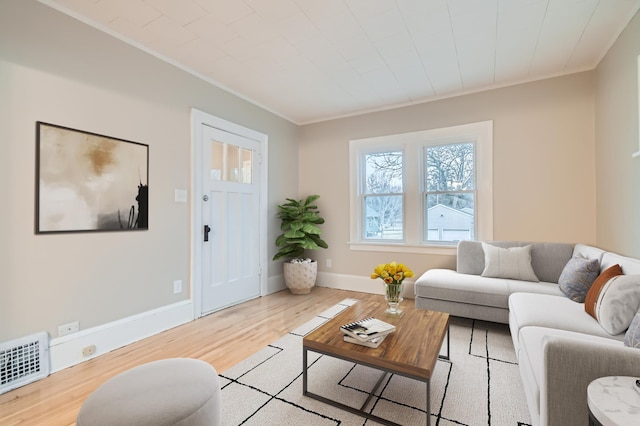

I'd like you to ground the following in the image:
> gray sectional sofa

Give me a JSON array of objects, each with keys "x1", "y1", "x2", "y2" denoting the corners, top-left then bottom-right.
[
  {"x1": 415, "y1": 240, "x2": 574, "y2": 324},
  {"x1": 414, "y1": 241, "x2": 640, "y2": 426}
]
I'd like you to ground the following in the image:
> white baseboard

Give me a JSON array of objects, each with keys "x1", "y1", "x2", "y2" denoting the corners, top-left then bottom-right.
[
  {"x1": 48, "y1": 300, "x2": 194, "y2": 373},
  {"x1": 47, "y1": 274, "x2": 413, "y2": 374},
  {"x1": 266, "y1": 274, "x2": 287, "y2": 294},
  {"x1": 316, "y1": 271, "x2": 415, "y2": 299}
]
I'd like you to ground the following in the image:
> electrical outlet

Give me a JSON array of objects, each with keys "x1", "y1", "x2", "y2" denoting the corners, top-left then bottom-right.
[
  {"x1": 58, "y1": 321, "x2": 79, "y2": 337},
  {"x1": 173, "y1": 280, "x2": 183, "y2": 294},
  {"x1": 326, "y1": 259, "x2": 332, "y2": 268},
  {"x1": 82, "y1": 345, "x2": 96, "y2": 357}
]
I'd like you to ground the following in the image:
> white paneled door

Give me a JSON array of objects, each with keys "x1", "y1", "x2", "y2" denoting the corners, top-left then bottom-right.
[{"x1": 199, "y1": 124, "x2": 262, "y2": 315}]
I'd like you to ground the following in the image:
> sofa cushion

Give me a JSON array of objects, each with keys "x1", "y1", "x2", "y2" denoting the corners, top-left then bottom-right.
[
  {"x1": 508, "y1": 293, "x2": 626, "y2": 345},
  {"x1": 506, "y1": 280, "x2": 564, "y2": 297},
  {"x1": 557, "y1": 254, "x2": 600, "y2": 302},
  {"x1": 594, "y1": 275, "x2": 640, "y2": 335},
  {"x1": 414, "y1": 269, "x2": 510, "y2": 308},
  {"x1": 456, "y1": 241, "x2": 574, "y2": 283},
  {"x1": 585, "y1": 264, "x2": 623, "y2": 318},
  {"x1": 624, "y1": 310, "x2": 640, "y2": 348},
  {"x1": 529, "y1": 243, "x2": 576, "y2": 284},
  {"x1": 481, "y1": 243, "x2": 539, "y2": 282},
  {"x1": 572, "y1": 244, "x2": 606, "y2": 264},
  {"x1": 456, "y1": 240, "x2": 488, "y2": 275},
  {"x1": 414, "y1": 296, "x2": 510, "y2": 324},
  {"x1": 601, "y1": 252, "x2": 640, "y2": 274}
]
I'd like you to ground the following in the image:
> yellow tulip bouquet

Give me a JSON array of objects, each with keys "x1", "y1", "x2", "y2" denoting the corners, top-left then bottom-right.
[
  {"x1": 371, "y1": 262, "x2": 414, "y2": 315},
  {"x1": 370, "y1": 261, "x2": 414, "y2": 284}
]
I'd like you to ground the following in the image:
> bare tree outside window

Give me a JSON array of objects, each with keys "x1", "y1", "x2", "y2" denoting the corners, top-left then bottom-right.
[
  {"x1": 364, "y1": 152, "x2": 403, "y2": 239},
  {"x1": 425, "y1": 143, "x2": 475, "y2": 241}
]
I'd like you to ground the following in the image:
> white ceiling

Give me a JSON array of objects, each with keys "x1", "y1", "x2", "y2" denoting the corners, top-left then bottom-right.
[{"x1": 41, "y1": 0, "x2": 640, "y2": 124}]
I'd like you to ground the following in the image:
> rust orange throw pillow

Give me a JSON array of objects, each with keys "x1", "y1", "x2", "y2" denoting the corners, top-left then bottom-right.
[{"x1": 584, "y1": 264, "x2": 623, "y2": 319}]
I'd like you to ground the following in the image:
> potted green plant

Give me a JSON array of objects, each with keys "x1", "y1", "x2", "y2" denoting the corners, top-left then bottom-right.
[{"x1": 273, "y1": 194, "x2": 328, "y2": 294}]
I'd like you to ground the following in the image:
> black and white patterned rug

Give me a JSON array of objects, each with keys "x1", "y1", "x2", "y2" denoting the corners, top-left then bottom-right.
[{"x1": 219, "y1": 299, "x2": 531, "y2": 425}]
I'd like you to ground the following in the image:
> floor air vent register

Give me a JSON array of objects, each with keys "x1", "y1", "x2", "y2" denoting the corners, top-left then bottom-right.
[{"x1": 0, "y1": 331, "x2": 50, "y2": 395}]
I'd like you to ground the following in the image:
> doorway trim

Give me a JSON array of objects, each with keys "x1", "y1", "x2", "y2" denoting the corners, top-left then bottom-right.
[{"x1": 191, "y1": 108, "x2": 268, "y2": 318}]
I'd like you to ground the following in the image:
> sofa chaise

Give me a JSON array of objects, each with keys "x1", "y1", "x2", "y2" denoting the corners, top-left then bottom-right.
[{"x1": 414, "y1": 240, "x2": 640, "y2": 426}]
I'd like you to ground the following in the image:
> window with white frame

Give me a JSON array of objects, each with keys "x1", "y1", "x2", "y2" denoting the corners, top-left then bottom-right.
[
  {"x1": 363, "y1": 151, "x2": 403, "y2": 240},
  {"x1": 349, "y1": 121, "x2": 493, "y2": 254},
  {"x1": 425, "y1": 142, "x2": 475, "y2": 243}
]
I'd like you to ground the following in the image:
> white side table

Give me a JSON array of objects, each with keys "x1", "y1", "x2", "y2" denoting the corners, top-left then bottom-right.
[{"x1": 587, "y1": 376, "x2": 640, "y2": 426}]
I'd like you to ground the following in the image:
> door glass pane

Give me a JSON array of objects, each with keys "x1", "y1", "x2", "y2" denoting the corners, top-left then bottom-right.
[
  {"x1": 210, "y1": 141, "x2": 253, "y2": 184},
  {"x1": 210, "y1": 141, "x2": 223, "y2": 180},
  {"x1": 240, "y1": 148, "x2": 252, "y2": 184},
  {"x1": 227, "y1": 144, "x2": 240, "y2": 182}
]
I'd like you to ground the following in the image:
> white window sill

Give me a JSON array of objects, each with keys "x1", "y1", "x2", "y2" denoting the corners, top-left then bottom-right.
[{"x1": 348, "y1": 242, "x2": 457, "y2": 256}]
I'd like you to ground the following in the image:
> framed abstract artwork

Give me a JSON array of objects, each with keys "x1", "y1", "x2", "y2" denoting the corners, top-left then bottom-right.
[{"x1": 36, "y1": 122, "x2": 149, "y2": 234}]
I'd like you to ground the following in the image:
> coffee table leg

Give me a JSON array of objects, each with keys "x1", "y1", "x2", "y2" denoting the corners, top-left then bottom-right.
[
  {"x1": 426, "y1": 380, "x2": 431, "y2": 426},
  {"x1": 438, "y1": 324, "x2": 450, "y2": 361},
  {"x1": 360, "y1": 371, "x2": 388, "y2": 411},
  {"x1": 302, "y1": 347, "x2": 308, "y2": 395}
]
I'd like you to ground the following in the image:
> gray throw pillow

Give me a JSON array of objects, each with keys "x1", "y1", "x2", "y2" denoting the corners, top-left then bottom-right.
[
  {"x1": 558, "y1": 254, "x2": 600, "y2": 302},
  {"x1": 481, "y1": 243, "x2": 539, "y2": 282},
  {"x1": 624, "y1": 310, "x2": 640, "y2": 349}
]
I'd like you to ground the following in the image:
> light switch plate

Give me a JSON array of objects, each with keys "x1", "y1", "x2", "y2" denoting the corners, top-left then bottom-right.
[{"x1": 174, "y1": 189, "x2": 187, "y2": 203}]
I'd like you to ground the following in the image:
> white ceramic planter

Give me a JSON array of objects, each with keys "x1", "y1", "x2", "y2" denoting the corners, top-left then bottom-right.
[{"x1": 283, "y1": 261, "x2": 317, "y2": 294}]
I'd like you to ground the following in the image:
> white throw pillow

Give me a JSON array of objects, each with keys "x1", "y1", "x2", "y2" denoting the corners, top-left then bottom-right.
[
  {"x1": 595, "y1": 275, "x2": 640, "y2": 335},
  {"x1": 481, "y1": 243, "x2": 539, "y2": 282}
]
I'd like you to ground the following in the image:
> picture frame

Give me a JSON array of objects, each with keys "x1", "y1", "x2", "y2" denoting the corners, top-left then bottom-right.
[{"x1": 35, "y1": 122, "x2": 149, "y2": 234}]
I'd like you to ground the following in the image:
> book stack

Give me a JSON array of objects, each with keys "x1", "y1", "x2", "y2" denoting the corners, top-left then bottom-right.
[{"x1": 340, "y1": 317, "x2": 396, "y2": 348}]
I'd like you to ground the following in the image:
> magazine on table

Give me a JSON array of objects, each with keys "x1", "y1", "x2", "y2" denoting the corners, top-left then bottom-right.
[
  {"x1": 340, "y1": 317, "x2": 396, "y2": 342},
  {"x1": 343, "y1": 334, "x2": 387, "y2": 348}
]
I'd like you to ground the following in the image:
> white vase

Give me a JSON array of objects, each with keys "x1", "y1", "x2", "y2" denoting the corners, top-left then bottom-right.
[{"x1": 283, "y1": 261, "x2": 317, "y2": 294}]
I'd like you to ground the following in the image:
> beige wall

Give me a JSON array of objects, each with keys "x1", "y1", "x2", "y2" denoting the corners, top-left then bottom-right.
[
  {"x1": 299, "y1": 72, "x2": 596, "y2": 281},
  {"x1": 0, "y1": 0, "x2": 298, "y2": 342},
  {"x1": 595, "y1": 10, "x2": 640, "y2": 257}
]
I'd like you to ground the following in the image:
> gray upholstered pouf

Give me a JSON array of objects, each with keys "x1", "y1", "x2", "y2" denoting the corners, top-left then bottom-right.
[{"x1": 77, "y1": 358, "x2": 220, "y2": 426}]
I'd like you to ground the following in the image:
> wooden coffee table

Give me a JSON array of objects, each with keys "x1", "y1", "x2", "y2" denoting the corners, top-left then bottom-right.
[{"x1": 302, "y1": 299, "x2": 450, "y2": 426}]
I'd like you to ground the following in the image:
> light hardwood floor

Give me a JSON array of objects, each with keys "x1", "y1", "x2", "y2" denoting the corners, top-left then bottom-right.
[{"x1": 0, "y1": 287, "x2": 381, "y2": 426}]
